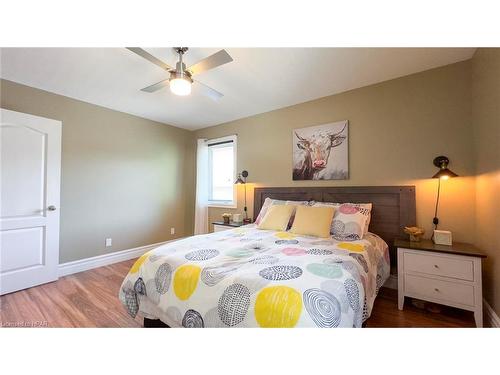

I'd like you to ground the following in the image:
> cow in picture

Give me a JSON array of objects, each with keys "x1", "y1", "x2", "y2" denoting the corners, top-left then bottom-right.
[{"x1": 292, "y1": 121, "x2": 348, "y2": 180}]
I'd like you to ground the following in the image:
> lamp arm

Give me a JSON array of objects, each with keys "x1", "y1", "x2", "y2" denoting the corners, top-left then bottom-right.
[
  {"x1": 433, "y1": 178, "x2": 441, "y2": 230},
  {"x1": 244, "y1": 183, "x2": 248, "y2": 219}
]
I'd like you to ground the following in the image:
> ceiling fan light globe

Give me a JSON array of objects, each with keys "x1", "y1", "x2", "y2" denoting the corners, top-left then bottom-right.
[{"x1": 170, "y1": 78, "x2": 192, "y2": 96}]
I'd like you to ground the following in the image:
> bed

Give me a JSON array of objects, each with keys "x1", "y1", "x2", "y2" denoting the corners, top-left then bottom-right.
[{"x1": 119, "y1": 186, "x2": 416, "y2": 328}]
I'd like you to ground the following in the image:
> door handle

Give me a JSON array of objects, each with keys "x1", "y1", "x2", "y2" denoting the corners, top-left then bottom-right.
[{"x1": 47, "y1": 205, "x2": 57, "y2": 211}]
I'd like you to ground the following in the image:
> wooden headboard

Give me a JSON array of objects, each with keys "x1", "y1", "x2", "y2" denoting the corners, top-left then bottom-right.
[{"x1": 253, "y1": 186, "x2": 416, "y2": 267}]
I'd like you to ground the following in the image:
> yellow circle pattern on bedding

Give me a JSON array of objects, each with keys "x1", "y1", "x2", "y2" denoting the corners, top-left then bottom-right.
[
  {"x1": 274, "y1": 232, "x2": 296, "y2": 240},
  {"x1": 129, "y1": 251, "x2": 152, "y2": 273},
  {"x1": 174, "y1": 265, "x2": 201, "y2": 300},
  {"x1": 254, "y1": 286, "x2": 302, "y2": 327},
  {"x1": 337, "y1": 242, "x2": 365, "y2": 253}
]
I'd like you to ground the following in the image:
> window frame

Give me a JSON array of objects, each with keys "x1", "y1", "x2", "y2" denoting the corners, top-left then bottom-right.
[{"x1": 206, "y1": 135, "x2": 237, "y2": 208}]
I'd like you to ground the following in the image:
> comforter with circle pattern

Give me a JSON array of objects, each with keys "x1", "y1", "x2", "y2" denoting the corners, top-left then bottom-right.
[{"x1": 119, "y1": 225, "x2": 389, "y2": 328}]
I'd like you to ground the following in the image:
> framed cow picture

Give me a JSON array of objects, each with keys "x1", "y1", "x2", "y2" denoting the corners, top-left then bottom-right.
[{"x1": 292, "y1": 120, "x2": 348, "y2": 180}]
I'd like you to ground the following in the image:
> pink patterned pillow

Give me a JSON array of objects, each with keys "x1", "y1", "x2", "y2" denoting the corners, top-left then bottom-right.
[{"x1": 313, "y1": 202, "x2": 372, "y2": 240}]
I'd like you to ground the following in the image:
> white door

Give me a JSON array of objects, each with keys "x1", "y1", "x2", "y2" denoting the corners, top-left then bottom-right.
[{"x1": 0, "y1": 108, "x2": 61, "y2": 295}]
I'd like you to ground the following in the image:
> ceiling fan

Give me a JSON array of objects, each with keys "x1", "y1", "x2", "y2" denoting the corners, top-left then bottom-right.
[{"x1": 127, "y1": 47, "x2": 233, "y2": 100}]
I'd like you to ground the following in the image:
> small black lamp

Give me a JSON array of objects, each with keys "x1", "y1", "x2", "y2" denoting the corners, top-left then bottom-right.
[
  {"x1": 432, "y1": 156, "x2": 458, "y2": 230},
  {"x1": 235, "y1": 170, "x2": 251, "y2": 223}
]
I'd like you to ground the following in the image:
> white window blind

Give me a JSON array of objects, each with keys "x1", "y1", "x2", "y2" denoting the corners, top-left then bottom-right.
[{"x1": 207, "y1": 135, "x2": 237, "y2": 206}]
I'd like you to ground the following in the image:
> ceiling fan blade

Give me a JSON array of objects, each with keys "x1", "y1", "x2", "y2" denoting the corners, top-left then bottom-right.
[
  {"x1": 194, "y1": 80, "x2": 224, "y2": 101},
  {"x1": 126, "y1": 47, "x2": 173, "y2": 71},
  {"x1": 141, "y1": 79, "x2": 170, "y2": 93},
  {"x1": 188, "y1": 49, "x2": 233, "y2": 75}
]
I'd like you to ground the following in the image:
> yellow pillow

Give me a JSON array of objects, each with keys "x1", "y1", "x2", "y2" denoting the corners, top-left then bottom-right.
[
  {"x1": 257, "y1": 205, "x2": 296, "y2": 231},
  {"x1": 290, "y1": 205, "x2": 335, "y2": 238}
]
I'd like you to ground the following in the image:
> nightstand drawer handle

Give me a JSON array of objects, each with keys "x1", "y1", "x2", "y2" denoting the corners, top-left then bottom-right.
[
  {"x1": 434, "y1": 288, "x2": 440, "y2": 292},
  {"x1": 434, "y1": 264, "x2": 439, "y2": 268}
]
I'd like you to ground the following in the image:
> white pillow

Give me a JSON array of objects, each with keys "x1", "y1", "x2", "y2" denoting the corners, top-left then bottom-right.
[{"x1": 313, "y1": 202, "x2": 372, "y2": 240}]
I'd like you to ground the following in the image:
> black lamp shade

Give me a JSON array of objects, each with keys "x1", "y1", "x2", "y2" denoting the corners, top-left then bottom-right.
[
  {"x1": 432, "y1": 168, "x2": 458, "y2": 179},
  {"x1": 432, "y1": 156, "x2": 458, "y2": 179},
  {"x1": 234, "y1": 170, "x2": 248, "y2": 184}
]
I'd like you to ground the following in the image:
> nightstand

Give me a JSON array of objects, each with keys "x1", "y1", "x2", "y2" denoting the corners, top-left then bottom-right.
[
  {"x1": 212, "y1": 221, "x2": 246, "y2": 233},
  {"x1": 395, "y1": 238, "x2": 486, "y2": 327}
]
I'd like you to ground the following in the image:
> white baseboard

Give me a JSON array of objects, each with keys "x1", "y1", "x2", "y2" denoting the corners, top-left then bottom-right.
[
  {"x1": 484, "y1": 299, "x2": 500, "y2": 328},
  {"x1": 58, "y1": 240, "x2": 177, "y2": 277}
]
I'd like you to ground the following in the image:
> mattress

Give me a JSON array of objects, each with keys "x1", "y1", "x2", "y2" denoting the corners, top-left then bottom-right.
[{"x1": 119, "y1": 225, "x2": 390, "y2": 327}]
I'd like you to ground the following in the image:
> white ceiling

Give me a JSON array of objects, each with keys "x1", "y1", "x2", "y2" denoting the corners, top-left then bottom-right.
[{"x1": 0, "y1": 48, "x2": 475, "y2": 130}]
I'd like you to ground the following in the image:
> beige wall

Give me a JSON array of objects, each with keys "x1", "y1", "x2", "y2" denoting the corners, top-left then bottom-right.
[
  {"x1": 1, "y1": 79, "x2": 193, "y2": 263},
  {"x1": 194, "y1": 61, "x2": 476, "y2": 245},
  {"x1": 471, "y1": 49, "x2": 500, "y2": 314}
]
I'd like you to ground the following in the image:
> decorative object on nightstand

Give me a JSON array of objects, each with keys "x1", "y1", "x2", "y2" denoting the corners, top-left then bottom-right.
[
  {"x1": 404, "y1": 226, "x2": 425, "y2": 242},
  {"x1": 431, "y1": 155, "x2": 458, "y2": 245},
  {"x1": 212, "y1": 221, "x2": 245, "y2": 233},
  {"x1": 395, "y1": 238, "x2": 486, "y2": 327},
  {"x1": 433, "y1": 230, "x2": 452, "y2": 245},
  {"x1": 235, "y1": 170, "x2": 252, "y2": 224},
  {"x1": 222, "y1": 213, "x2": 232, "y2": 224}
]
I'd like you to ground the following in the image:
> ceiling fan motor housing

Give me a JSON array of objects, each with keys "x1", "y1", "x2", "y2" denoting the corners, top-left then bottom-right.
[{"x1": 170, "y1": 69, "x2": 193, "y2": 83}]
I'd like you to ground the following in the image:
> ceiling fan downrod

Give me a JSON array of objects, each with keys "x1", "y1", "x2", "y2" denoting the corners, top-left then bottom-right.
[{"x1": 171, "y1": 47, "x2": 192, "y2": 84}]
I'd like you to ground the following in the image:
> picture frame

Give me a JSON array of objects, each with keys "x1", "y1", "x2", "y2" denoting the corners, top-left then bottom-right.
[{"x1": 292, "y1": 120, "x2": 348, "y2": 180}]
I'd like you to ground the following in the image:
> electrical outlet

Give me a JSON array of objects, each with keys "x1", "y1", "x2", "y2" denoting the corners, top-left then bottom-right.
[
  {"x1": 170, "y1": 227, "x2": 175, "y2": 235},
  {"x1": 105, "y1": 238, "x2": 112, "y2": 247}
]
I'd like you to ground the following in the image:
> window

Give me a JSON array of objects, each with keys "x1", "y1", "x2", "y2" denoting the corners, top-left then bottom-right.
[{"x1": 207, "y1": 135, "x2": 236, "y2": 207}]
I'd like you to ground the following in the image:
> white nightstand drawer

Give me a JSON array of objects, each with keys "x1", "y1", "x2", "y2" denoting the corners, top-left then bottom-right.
[
  {"x1": 405, "y1": 274, "x2": 475, "y2": 306},
  {"x1": 404, "y1": 252, "x2": 474, "y2": 281}
]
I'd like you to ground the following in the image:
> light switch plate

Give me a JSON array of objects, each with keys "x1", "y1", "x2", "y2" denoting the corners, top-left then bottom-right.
[{"x1": 105, "y1": 238, "x2": 112, "y2": 247}]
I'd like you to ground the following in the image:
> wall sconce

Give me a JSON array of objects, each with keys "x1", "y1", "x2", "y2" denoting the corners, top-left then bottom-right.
[
  {"x1": 234, "y1": 170, "x2": 251, "y2": 223},
  {"x1": 432, "y1": 156, "x2": 458, "y2": 180},
  {"x1": 432, "y1": 156, "x2": 458, "y2": 244}
]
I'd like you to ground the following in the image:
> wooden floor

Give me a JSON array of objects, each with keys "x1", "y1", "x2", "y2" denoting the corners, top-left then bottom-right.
[
  {"x1": 0, "y1": 259, "x2": 142, "y2": 328},
  {"x1": 366, "y1": 288, "x2": 475, "y2": 328},
  {"x1": 0, "y1": 258, "x2": 475, "y2": 328}
]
